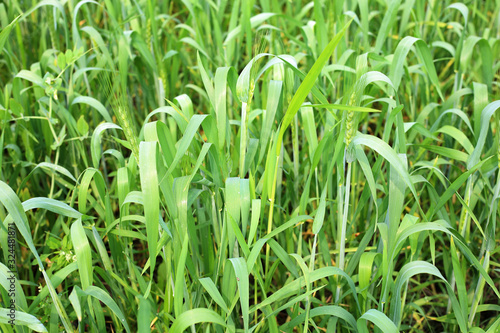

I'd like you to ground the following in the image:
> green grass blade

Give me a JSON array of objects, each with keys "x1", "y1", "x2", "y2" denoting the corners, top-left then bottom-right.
[{"x1": 276, "y1": 20, "x2": 352, "y2": 155}]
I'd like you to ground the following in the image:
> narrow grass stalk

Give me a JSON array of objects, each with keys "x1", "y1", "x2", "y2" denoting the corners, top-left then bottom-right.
[
  {"x1": 265, "y1": 153, "x2": 280, "y2": 275},
  {"x1": 240, "y1": 101, "x2": 249, "y2": 177},
  {"x1": 447, "y1": 174, "x2": 474, "y2": 313},
  {"x1": 336, "y1": 158, "x2": 352, "y2": 303}
]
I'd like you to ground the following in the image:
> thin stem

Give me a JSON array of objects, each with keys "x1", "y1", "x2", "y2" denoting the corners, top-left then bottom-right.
[
  {"x1": 265, "y1": 154, "x2": 280, "y2": 275},
  {"x1": 336, "y1": 159, "x2": 352, "y2": 303},
  {"x1": 239, "y1": 102, "x2": 248, "y2": 177},
  {"x1": 447, "y1": 175, "x2": 474, "y2": 313}
]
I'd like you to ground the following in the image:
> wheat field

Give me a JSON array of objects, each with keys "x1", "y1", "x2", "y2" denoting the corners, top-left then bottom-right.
[{"x1": 0, "y1": 0, "x2": 500, "y2": 332}]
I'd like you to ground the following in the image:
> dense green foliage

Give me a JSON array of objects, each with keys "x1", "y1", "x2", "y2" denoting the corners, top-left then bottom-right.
[{"x1": 1, "y1": 0, "x2": 500, "y2": 332}]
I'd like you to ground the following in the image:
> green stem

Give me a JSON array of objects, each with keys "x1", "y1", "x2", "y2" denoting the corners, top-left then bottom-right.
[
  {"x1": 240, "y1": 102, "x2": 248, "y2": 177},
  {"x1": 447, "y1": 175, "x2": 474, "y2": 313},
  {"x1": 265, "y1": 154, "x2": 280, "y2": 275},
  {"x1": 336, "y1": 159, "x2": 352, "y2": 303}
]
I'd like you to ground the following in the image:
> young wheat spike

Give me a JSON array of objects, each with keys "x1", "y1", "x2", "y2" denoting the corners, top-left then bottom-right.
[
  {"x1": 240, "y1": 30, "x2": 269, "y2": 176},
  {"x1": 345, "y1": 92, "x2": 356, "y2": 147},
  {"x1": 345, "y1": 54, "x2": 368, "y2": 148},
  {"x1": 249, "y1": 29, "x2": 270, "y2": 103},
  {"x1": 100, "y1": 71, "x2": 140, "y2": 163},
  {"x1": 146, "y1": 18, "x2": 152, "y2": 50},
  {"x1": 47, "y1": 8, "x2": 57, "y2": 50}
]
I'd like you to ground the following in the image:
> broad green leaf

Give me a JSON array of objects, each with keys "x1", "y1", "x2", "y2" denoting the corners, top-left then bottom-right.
[
  {"x1": 91, "y1": 123, "x2": 121, "y2": 169},
  {"x1": 199, "y1": 278, "x2": 229, "y2": 313},
  {"x1": 170, "y1": 308, "x2": 226, "y2": 332},
  {"x1": 390, "y1": 36, "x2": 444, "y2": 100},
  {"x1": 276, "y1": 20, "x2": 352, "y2": 155},
  {"x1": 468, "y1": 101, "x2": 500, "y2": 169},
  {"x1": 0, "y1": 15, "x2": 21, "y2": 56},
  {"x1": 229, "y1": 258, "x2": 249, "y2": 332},
  {"x1": 357, "y1": 309, "x2": 398, "y2": 333},
  {"x1": 71, "y1": 218, "x2": 93, "y2": 289},
  {"x1": 0, "y1": 308, "x2": 47, "y2": 332},
  {"x1": 77, "y1": 286, "x2": 131, "y2": 332}
]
